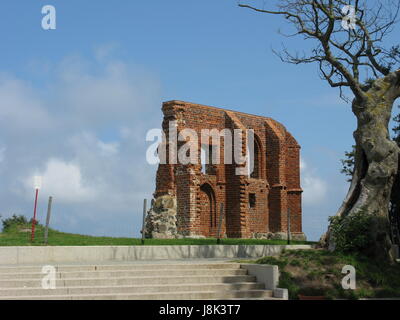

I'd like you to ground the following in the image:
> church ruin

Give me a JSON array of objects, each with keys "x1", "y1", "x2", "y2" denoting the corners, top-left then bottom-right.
[{"x1": 145, "y1": 100, "x2": 306, "y2": 240}]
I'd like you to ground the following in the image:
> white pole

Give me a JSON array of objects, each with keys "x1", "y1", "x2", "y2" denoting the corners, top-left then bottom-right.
[
  {"x1": 44, "y1": 196, "x2": 53, "y2": 245},
  {"x1": 141, "y1": 199, "x2": 147, "y2": 245}
]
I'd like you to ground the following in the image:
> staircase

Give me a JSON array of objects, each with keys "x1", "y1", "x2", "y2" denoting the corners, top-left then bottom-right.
[{"x1": 0, "y1": 262, "x2": 277, "y2": 300}]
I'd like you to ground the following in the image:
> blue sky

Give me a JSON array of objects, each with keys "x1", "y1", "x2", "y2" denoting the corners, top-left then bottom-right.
[{"x1": 0, "y1": 1, "x2": 398, "y2": 241}]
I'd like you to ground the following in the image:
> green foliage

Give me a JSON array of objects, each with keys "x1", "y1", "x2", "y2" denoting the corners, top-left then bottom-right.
[
  {"x1": 256, "y1": 256, "x2": 288, "y2": 269},
  {"x1": 279, "y1": 270, "x2": 300, "y2": 300},
  {"x1": 329, "y1": 211, "x2": 375, "y2": 254},
  {"x1": 255, "y1": 249, "x2": 400, "y2": 300},
  {"x1": 289, "y1": 259, "x2": 301, "y2": 267},
  {"x1": 340, "y1": 145, "x2": 356, "y2": 182},
  {"x1": 394, "y1": 105, "x2": 400, "y2": 146},
  {"x1": 1, "y1": 214, "x2": 29, "y2": 233}
]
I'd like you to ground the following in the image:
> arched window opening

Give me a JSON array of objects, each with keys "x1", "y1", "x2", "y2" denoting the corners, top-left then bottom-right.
[
  {"x1": 201, "y1": 146, "x2": 207, "y2": 174},
  {"x1": 247, "y1": 136, "x2": 262, "y2": 179},
  {"x1": 201, "y1": 144, "x2": 216, "y2": 175}
]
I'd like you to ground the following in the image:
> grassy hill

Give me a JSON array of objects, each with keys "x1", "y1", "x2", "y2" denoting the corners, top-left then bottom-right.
[
  {"x1": 240, "y1": 249, "x2": 400, "y2": 300},
  {"x1": 0, "y1": 223, "x2": 313, "y2": 246}
]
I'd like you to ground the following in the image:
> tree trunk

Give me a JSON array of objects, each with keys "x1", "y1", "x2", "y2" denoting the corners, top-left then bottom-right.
[
  {"x1": 324, "y1": 71, "x2": 400, "y2": 261},
  {"x1": 390, "y1": 168, "x2": 400, "y2": 244}
]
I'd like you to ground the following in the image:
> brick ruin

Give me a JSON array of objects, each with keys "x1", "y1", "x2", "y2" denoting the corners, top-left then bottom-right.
[{"x1": 145, "y1": 100, "x2": 306, "y2": 240}]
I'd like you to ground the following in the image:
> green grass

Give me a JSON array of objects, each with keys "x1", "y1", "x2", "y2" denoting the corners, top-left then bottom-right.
[
  {"x1": 0, "y1": 224, "x2": 314, "y2": 247},
  {"x1": 250, "y1": 249, "x2": 400, "y2": 300}
]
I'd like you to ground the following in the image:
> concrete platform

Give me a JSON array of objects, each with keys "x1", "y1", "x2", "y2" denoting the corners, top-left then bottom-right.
[{"x1": 0, "y1": 244, "x2": 313, "y2": 265}]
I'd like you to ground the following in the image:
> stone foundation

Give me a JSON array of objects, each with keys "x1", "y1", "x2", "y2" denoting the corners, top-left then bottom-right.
[
  {"x1": 251, "y1": 232, "x2": 307, "y2": 241},
  {"x1": 145, "y1": 195, "x2": 178, "y2": 239}
]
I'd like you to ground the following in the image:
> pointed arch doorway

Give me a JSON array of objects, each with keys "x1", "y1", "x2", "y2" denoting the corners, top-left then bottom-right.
[{"x1": 198, "y1": 183, "x2": 217, "y2": 237}]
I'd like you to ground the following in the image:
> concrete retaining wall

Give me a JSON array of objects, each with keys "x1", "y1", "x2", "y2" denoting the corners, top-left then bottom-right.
[
  {"x1": 240, "y1": 263, "x2": 289, "y2": 299},
  {"x1": 240, "y1": 264, "x2": 279, "y2": 290},
  {"x1": 0, "y1": 245, "x2": 313, "y2": 265}
]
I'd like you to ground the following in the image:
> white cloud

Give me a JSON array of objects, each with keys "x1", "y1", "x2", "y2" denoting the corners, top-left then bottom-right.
[
  {"x1": 97, "y1": 140, "x2": 119, "y2": 157},
  {"x1": 0, "y1": 50, "x2": 161, "y2": 236},
  {"x1": 67, "y1": 132, "x2": 120, "y2": 158},
  {"x1": 0, "y1": 146, "x2": 5, "y2": 163},
  {"x1": 0, "y1": 76, "x2": 53, "y2": 133},
  {"x1": 94, "y1": 43, "x2": 119, "y2": 62},
  {"x1": 300, "y1": 158, "x2": 308, "y2": 171},
  {"x1": 24, "y1": 158, "x2": 97, "y2": 204},
  {"x1": 301, "y1": 158, "x2": 328, "y2": 206},
  {"x1": 55, "y1": 58, "x2": 161, "y2": 130}
]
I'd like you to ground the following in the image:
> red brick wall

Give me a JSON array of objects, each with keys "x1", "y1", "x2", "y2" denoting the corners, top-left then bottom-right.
[{"x1": 153, "y1": 100, "x2": 303, "y2": 238}]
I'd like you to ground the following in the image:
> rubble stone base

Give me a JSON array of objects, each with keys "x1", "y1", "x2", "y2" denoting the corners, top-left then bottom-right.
[
  {"x1": 145, "y1": 195, "x2": 178, "y2": 239},
  {"x1": 251, "y1": 232, "x2": 307, "y2": 241}
]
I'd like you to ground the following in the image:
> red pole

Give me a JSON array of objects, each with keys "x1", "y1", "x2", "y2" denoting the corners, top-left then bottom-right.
[{"x1": 31, "y1": 188, "x2": 39, "y2": 242}]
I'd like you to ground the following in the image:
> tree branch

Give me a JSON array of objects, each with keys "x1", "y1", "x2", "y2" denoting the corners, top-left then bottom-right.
[{"x1": 239, "y1": 1, "x2": 400, "y2": 102}]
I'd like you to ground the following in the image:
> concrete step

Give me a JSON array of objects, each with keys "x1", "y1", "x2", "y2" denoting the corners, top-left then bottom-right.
[
  {"x1": 0, "y1": 262, "x2": 279, "y2": 300},
  {"x1": 0, "y1": 268, "x2": 246, "y2": 280},
  {"x1": 0, "y1": 274, "x2": 257, "y2": 288},
  {"x1": 0, "y1": 282, "x2": 264, "y2": 296},
  {"x1": 0, "y1": 289, "x2": 274, "y2": 300},
  {"x1": 0, "y1": 263, "x2": 241, "y2": 273}
]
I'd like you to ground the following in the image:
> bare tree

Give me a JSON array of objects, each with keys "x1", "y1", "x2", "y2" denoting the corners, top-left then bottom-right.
[{"x1": 239, "y1": 0, "x2": 400, "y2": 260}]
